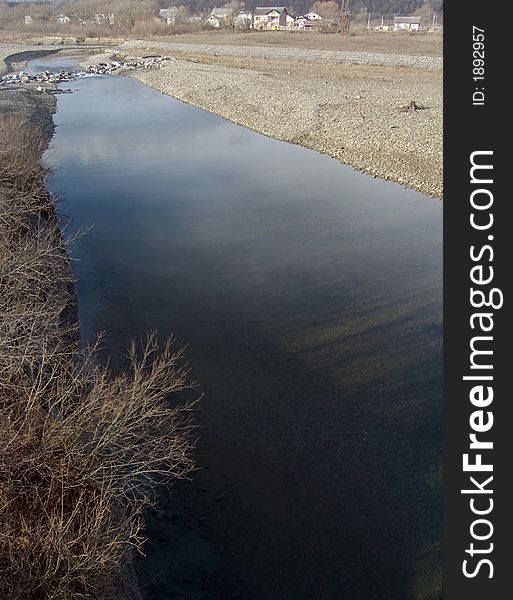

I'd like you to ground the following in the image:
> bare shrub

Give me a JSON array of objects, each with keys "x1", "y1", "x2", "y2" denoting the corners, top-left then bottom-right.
[{"x1": 1, "y1": 107, "x2": 194, "y2": 599}]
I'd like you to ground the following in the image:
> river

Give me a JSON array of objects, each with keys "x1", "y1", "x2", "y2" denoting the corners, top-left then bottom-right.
[{"x1": 37, "y1": 53, "x2": 442, "y2": 600}]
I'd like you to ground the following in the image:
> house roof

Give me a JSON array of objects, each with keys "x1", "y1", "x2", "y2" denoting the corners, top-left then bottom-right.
[
  {"x1": 254, "y1": 7, "x2": 287, "y2": 16},
  {"x1": 210, "y1": 7, "x2": 231, "y2": 18},
  {"x1": 393, "y1": 16, "x2": 421, "y2": 24}
]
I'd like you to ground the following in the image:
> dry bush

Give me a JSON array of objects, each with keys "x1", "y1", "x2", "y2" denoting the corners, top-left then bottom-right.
[
  {"x1": 0, "y1": 114, "x2": 50, "y2": 201},
  {"x1": 0, "y1": 334, "x2": 194, "y2": 600},
  {"x1": 1, "y1": 108, "x2": 194, "y2": 599},
  {"x1": 130, "y1": 18, "x2": 171, "y2": 37}
]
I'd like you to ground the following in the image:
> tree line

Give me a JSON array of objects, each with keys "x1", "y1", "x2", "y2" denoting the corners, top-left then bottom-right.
[{"x1": 0, "y1": 0, "x2": 442, "y2": 30}]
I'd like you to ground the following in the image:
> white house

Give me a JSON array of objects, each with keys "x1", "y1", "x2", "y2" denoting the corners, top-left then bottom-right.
[
  {"x1": 393, "y1": 16, "x2": 421, "y2": 32},
  {"x1": 57, "y1": 14, "x2": 70, "y2": 24},
  {"x1": 305, "y1": 11, "x2": 322, "y2": 20},
  {"x1": 203, "y1": 7, "x2": 231, "y2": 28},
  {"x1": 294, "y1": 15, "x2": 321, "y2": 30},
  {"x1": 24, "y1": 15, "x2": 33, "y2": 25},
  {"x1": 253, "y1": 7, "x2": 289, "y2": 30}
]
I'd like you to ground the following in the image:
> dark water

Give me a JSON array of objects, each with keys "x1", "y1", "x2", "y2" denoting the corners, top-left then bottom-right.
[{"x1": 42, "y1": 55, "x2": 442, "y2": 600}]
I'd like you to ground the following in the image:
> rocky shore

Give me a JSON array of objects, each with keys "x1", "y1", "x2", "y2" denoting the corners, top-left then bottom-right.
[{"x1": 119, "y1": 40, "x2": 442, "y2": 198}]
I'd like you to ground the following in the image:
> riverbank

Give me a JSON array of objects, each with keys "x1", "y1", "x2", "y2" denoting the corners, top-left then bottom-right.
[
  {"x1": 0, "y1": 42, "x2": 60, "y2": 74},
  {"x1": 0, "y1": 58, "x2": 194, "y2": 600},
  {"x1": 114, "y1": 39, "x2": 442, "y2": 198}
]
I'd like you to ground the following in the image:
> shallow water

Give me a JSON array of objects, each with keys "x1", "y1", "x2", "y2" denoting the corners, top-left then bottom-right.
[
  {"x1": 42, "y1": 53, "x2": 442, "y2": 600},
  {"x1": 25, "y1": 52, "x2": 91, "y2": 74}
]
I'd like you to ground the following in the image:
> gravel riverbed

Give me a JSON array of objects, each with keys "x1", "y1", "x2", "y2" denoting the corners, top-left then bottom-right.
[
  {"x1": 121, "y1": 39, "x2": 443, "y2": 70},
  {"x1": 120, "y1": 40, "x2": 443, "y2": 198}
]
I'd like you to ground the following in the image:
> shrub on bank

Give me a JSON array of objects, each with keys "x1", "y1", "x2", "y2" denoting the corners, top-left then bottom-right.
[{"x1": 0, "y1": 108, "x2": 194, "y2": 599}]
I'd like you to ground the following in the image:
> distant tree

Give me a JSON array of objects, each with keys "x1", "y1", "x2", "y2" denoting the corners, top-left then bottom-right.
[
  {"x1": 223, "y1": 0, "x2": 245, "y2": 28},
  {"x1": 309, "y1": 1, "x2": 340, "y2": 20}
]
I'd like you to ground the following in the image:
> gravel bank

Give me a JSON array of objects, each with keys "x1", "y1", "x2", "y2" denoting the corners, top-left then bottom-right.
[
  {"x1": 125, "y1": 45, "x2": 442, "y2": 198},
  {"x1": 0, "y1": 42, "x2": 58, "y2": 75},
  {"x1": 121, "y1": 39, "x2": 443, "y2": 70}
]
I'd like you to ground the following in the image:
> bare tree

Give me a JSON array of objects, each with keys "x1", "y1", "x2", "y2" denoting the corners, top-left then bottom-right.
[{"x1": 309, "y1": 1, "x2": 341, "y2": 20}]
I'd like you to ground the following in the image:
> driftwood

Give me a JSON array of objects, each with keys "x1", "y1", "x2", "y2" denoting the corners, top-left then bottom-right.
[{"x1": 400, "y1": 100, "x2": 429, "y2": 112}]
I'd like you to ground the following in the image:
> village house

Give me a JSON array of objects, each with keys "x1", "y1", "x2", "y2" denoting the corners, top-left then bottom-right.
[
  {"x1": 294, "y1": 15, "x2": 321, "y2": 30},
  {"x1": 305, "y1": 11, "x2": 322, "y2": 21},
  {"x1": 23, "y1": 15, "x2": 33, "y2": 25},
  {"x1": 203, "y1": 7, "x2": 231, "y2": 28},
  {"x1": 393, "y1": 16, "x2": 421, "y2": 32},
  {"x1": 253, "y1": 7, "x2": 289, "y2": 30},
  {"x1": 57, "y1": 14, "x2": 70, "y2": 24}
]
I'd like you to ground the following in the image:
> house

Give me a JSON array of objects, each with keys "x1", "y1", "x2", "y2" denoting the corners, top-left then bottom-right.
[
  {"x1": 305, "y1": 11, "x2": 322, "y2": 20},
  {"x1": 24, "y1": 15, "x2": 33, "y2": 25},
  {"x1": 234, "y1": 11, "x2": 253, "y2": 29},
  {"x1": 253, "y1": 7, "x2": 289, "y2": 30},
  {"x1": 57, "y1": 14, "x2": 70, "y2": 24},
  {"x1": 285, "y1": 13, "x2": 295, "y2": 29},
  {"x1": 393, "y1": 16, "x2": 421, "y2": 32},
  {"x1": 203, "y1": 7, "x2": 231, "y2": 28},
  {"x1": 294, "y1": 15, "x2": 321, "y2": 30}
]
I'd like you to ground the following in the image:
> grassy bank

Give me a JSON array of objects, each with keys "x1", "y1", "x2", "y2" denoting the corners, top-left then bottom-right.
[{"x1": 0, "y1": 91, "x2": 194, "y2": 599}]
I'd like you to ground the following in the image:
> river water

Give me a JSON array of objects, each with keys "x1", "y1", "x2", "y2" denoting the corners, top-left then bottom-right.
[{"x1": 39, "y1": 53, "x2": 442, "y2": 600}]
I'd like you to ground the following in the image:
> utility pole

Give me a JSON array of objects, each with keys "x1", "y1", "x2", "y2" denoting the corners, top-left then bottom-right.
[
  {"x1": 367, "y1": 12, "x2": 371, "y2": 30},
  {"x1": 338, "y1": 0, "x2": 350, "y2": 35}
]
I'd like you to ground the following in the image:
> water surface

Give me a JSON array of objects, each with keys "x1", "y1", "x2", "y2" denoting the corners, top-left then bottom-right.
[{"x1": 43, "y1": 55, "x2": 442, "y2": 600}]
